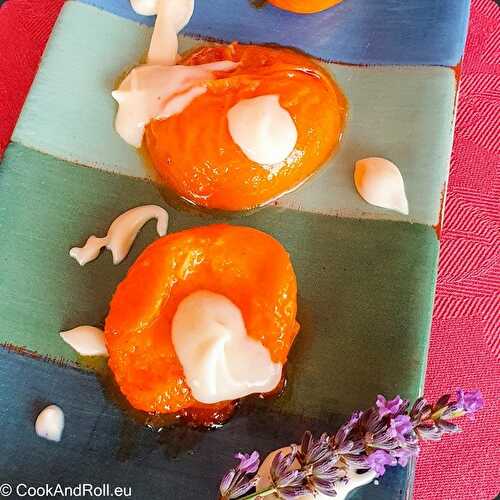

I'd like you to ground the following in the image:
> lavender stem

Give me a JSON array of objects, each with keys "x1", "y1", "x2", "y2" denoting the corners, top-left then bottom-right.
[{"x1": 239, "y1": 486, "x2": 277, "y2": 499}]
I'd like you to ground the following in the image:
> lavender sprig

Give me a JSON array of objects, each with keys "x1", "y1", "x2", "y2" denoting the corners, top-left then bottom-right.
[
  {"x1": 220, "y1": 452, "x2": 260, "y2": 499},
  {"x1": 218, "y1": 388, "x2": 484, "y2": 499}
]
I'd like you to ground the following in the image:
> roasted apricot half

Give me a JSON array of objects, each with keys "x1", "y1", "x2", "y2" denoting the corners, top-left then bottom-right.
[
  {"x1": 145, "y1": 43, "x2": 346, "y2": 211},
  {"x1": 268, "y1": 0, "x2": 343, "y2": 13},
  {"x1": 104, "y1": 224, "x2": 299, "y2": 415}
]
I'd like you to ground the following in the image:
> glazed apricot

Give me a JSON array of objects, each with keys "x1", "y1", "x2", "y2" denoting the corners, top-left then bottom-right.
[
  {"x1": 145, "y1": 43, "x2": 346, "y2": 211},
  {"x1": 104, "y1": 225, "x2": 299, "y2": 414},
  {"x1": 268, "y1": 0, "x2": 343, "y2": 13}
]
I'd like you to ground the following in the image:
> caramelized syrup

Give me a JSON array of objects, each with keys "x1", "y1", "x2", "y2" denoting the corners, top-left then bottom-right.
[{"x1": 95, "y1": 359, "x2": 288, "y2": 430}]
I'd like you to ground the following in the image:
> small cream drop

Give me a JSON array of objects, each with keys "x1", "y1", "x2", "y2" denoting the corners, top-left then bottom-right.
[
  {"x1": 130, "y1": 0, "x2": 158, "y2": 16},
  {"x1": 69, "y1": 205, "x2": 169, "y2": 266},
  {"x1": 131, "y1": 0, "x2": 194, "y2": 31},
  {"x1": 172, "y1": 290, "x2": 282, "y2": 404},
  {"x1": 354, "y1": 157, "x2": 409, "y2": 215},
  {"x1": 256, "y1": 447, "x2": 376, "y2": 500},
  {"x1": 60, "y1": 326, "x2": 108, "y2": 357},
  {"x1": 227, "y1": 95, "x2": 298, "y2": 168},
  {"x1": 35, "y1": 405, "x2": 65, "y2": 443}
]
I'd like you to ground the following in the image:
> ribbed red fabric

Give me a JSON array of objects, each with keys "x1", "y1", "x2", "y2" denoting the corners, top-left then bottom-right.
[
  {"x1": 413, "y1": 1, "x2": 500, "y2": 498},
  {"x1": 0, "y1": 0, "x2": 64, "y2": 156}
]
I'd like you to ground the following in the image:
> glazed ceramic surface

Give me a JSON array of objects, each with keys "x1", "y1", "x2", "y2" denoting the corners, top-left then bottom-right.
[{"x1": 0, "y1": 1, "x2": 470, "y2": 498}]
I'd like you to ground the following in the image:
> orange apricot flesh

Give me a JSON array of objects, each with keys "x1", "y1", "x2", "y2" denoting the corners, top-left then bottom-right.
[
  {"x1": 104, "y1": 224, "x2": 299, "y2": 415},
  {"x1": 268, "y1": 0, "x2": 344, "y2": 13},
  {"x1": 145, "y1": 43, "x2": 346, "y2": 211}
]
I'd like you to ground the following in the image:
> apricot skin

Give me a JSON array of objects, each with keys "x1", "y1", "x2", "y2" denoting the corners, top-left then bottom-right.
[
  {"x1": 105, "y1": 225, "x2": 299, "y2": 415},
  {"x1": 145, "y1": 43, "x2": 346, "y2": 211},
  {"x1": 268, "y1": 0, "x2": 344, "y2": 14}
]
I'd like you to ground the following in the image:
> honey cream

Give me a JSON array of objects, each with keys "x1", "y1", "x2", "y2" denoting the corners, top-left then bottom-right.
[{"x1": 172, "y1": 290, "x2": 282, "y2": 404}]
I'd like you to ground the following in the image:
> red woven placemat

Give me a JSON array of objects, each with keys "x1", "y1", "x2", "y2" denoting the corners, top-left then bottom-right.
[
  {"x1": 414, "y1": 1, "x2": 500, "y2": 499},
  {"x1": 0, "y1": 0, "x2": 498, "y2": 498}
]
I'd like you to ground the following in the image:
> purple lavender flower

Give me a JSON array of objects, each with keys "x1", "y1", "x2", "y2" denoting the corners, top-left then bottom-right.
[
  {"x1": 217, "y1": 389, "x2": 484, "y2": 499},
  {"x1": 389, "y1": 415, "x2": 413, "y2": 442},
  {"x1": 456, "y1": 389, "x2": 484, "y2": 418},
  {"x1": 360, "y1": 407, "x2": 399, "y2": 451},
  {"x1": 415, "y1": 423, "x2": 443, "y2": 441},
  {"x1": 219, "y1": 470, "x2": 236, "y2": 495},
  {"x1": 276, "y1": 469, "x2": 307, "y2": 489},
  {"x1": 433, "y1": 393, "x2": 451, "y2": 412},
  {"x1": 342, "y1": 453, "x2": 369, "y2": 470},
  {"x1": 227, "y1": 479, "x2": 258, "y2": 499},
  {"x1": 219, "y1": 469, "x2": 257, "y2": 499},
  {"x1": 332, "y1": 411, "x2": 364, "y2": 455},
  {"x1": 376, "y1": 395, "x2": 405, "y2": 417},
  {"x1": 309, "y1": 477, "x2": 337, "y2": 497},
  {"x1": 309, "y1": 465, "x2": 346, "y2": 497},
  {"x1": 269, "y1": 449, "x2": 312, "y2": 499},
  {"x1": 270, "y1": 449, "x2": 297, "y2": 482},
  {"x1": 410, "y1": 397, "x2": 432, "y2": 421},
  {"x1": 278, "y1": 486, "x2": 312, "y2": 499},
  {"x1": 219, "y1": 451, "x2": 260, "y2": 499},
  {"x1": 347, "y1": 410, "x2": 363, "y2": 427},
  {"x1": 366, "y1": 450, "x2": 397, "y2": 476},
  {"x1": 392, "y1": 446, "x2": 420, "y2": 467},
  {"x1": 235, "y1": 451, "x2": 260, "y2": 474},
  {"x1": 299, "y1": 432, "x2": 330, "y2": 465},
  {"x1": 436, "y1": 419, "x2": 460, "y2": 434}
]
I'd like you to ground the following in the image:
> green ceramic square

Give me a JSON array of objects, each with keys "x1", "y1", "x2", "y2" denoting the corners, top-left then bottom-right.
[{"x1": 0, "y1": 142, "x2": 438, "y2": 415}]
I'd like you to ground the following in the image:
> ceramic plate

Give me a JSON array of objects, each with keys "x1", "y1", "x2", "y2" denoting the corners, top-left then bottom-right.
[{"x1": 0, "y1": 0, "x2": 470, "y2": 498}]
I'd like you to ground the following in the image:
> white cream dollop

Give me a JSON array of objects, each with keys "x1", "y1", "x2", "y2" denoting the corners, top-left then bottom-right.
[
  {"x1": 60, "y1": 326, "x2": 108, "y2": 357},
  {"x1": 116, "y1": 0, "x2": 240, "y2": 147},
  {"x1": 70, "y1": 205, "x2": 169, "y2": 266},
  {"x1": 227, "y1": 95, "x2": 298, "y2": 168},
  {"x1": 147, "y1": 0, "x2": 195, "y2": 65},
  {"x1": 257, "y1": 447, "x2": 376, "y2": 500},
  {"x1": 35, "y1": 405, "x2": 65, "y2": 443},
  {"x1": 130, "y1": 0, "x2": 194, "y2": 65},
  {"x1": 131, "y1": 0, "x2": 194, "y2": 31},
  {"x1": 156, "y1": 85, "x2": 207, "y2": 119},
  {"x1": 130, "y1": 0, "x2": 158, "y2": 16},
  {"x1": 172, "y1": 290, "x2": 282, "y2": 404},
  {"x1": 354, "y1": 157, "x2": 409, "y2": 215},
  {"x1": 113, "y1": 61, "x2": 237, "y2": 147}
]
